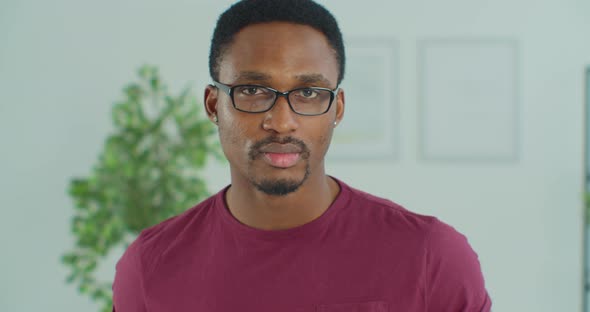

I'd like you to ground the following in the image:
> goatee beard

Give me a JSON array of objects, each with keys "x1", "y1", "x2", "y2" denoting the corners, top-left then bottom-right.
[
  {"x1": 252, "y1": 166, "x2": 310, "y2": 196},
  {"x1": 249, "y1": 136, "x2": 311, "y2": 196}
]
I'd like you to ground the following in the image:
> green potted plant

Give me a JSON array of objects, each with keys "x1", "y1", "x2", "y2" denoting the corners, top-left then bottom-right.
[{"x1": 61, "y1": 65, "x2": 221, "y2": 312}]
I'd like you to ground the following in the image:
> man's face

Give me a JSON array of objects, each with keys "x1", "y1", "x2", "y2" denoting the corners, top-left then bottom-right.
[{"x1": 205, "y1": 22, "x2": 344, "y2": 196}]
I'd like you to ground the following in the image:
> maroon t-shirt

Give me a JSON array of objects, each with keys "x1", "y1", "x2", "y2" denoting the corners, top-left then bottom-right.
[{"x1": 113, "y1": 179, "x2": 491, "y2": 311}]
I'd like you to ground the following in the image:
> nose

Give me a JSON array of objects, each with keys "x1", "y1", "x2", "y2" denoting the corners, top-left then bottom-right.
[{"x1": 262, "y1": 95, "x2": 299, "y2": 134}]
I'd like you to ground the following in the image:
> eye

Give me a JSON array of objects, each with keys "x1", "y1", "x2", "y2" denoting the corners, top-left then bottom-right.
[
  {"x1": 239, "y1": 86, "x2": 263, "y2": 95},
  {"x1": 297, "y1": 88, "x2": 318, "y2": 98}
]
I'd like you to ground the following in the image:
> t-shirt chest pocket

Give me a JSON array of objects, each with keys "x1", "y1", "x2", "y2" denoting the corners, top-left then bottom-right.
[{"x1": 316, "y1": 301, "x2": 389, "y2": 312}]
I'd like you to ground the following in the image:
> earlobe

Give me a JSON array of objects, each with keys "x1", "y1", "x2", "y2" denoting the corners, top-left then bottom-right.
[
  {"x1": 334, "y1": 89, "x2": 345, "y2": 125},
  {"x1": 204, "y1": 85, "x2": 219, "y2": 124}
]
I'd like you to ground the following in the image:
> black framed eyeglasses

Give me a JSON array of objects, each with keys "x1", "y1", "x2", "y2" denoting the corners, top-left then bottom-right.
[{"x1": 212, "y1": 81, "x2": 338, "y2": 116}]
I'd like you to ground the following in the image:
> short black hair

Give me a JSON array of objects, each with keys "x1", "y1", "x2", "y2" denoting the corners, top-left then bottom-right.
[{"x1": 209, "y1": 0, "x2": 345, "y2": 85}]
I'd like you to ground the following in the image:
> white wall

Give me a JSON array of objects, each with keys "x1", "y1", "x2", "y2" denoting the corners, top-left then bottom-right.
[{"x1": 1, "y1": 0, "x2": 588, "y2": 311}]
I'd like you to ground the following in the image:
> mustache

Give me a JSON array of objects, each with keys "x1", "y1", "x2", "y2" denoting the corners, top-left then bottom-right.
[{"x1": 249, "y1": 136, "x2": 310, "y2": 160}]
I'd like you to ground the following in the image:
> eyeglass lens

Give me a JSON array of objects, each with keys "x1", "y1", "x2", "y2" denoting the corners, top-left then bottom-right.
[{"x1": 232, "y1": 85, "x2": 332, "y2": 115}]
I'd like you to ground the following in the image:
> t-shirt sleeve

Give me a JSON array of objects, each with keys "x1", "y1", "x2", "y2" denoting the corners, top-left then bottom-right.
[
  {"x1": 425, "y1": 220, "x2": 492, "y2": 312},
  {"x1": 112, "y1": 238, "x2": 148, "y2": 312}
]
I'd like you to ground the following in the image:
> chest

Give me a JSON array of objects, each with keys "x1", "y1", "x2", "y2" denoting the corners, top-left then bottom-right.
[{"x1": 143, "y1": 237, "x2": 426, "y2": 311}]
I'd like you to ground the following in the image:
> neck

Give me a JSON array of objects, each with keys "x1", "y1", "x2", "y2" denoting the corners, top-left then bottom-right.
[{"x1": 225, "y1": 173, "x2": 340, "y2": 231}]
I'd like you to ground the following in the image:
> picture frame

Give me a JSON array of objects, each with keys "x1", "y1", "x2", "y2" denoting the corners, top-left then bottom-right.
[
  {"x1": 417, "y1": 39, "x2": 520, "y2": 162},
  {"x1": 328, "y1": 38, "x2": 400, "y2": 160}
]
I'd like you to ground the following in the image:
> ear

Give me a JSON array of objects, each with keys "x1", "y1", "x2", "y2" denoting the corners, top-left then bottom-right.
[
  {"x1": 204, "y1": 85, "x2": 219, "y2": 124},
  {"x1": 334, "y1": 88, "x2": 345, "y2": 126}
]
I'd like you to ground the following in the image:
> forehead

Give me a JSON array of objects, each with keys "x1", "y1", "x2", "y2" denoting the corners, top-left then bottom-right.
[{"x1": 218, "y1": 22, "x2": 339, "y2": 87}]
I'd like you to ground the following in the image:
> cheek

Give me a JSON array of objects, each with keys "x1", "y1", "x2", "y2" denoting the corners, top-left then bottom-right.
[
  {"x1": 217, "y1": 102, "x2": 241, "y2": 144},
  {"x1": 219, "y1": 123, "x2": 246, "y2": 156},
  {"x1": 218, "y1": 113, "x2": 257, "y2": 160},
  {"x1": 310, "y1": 124, "x2": 335, "y2": 159}
]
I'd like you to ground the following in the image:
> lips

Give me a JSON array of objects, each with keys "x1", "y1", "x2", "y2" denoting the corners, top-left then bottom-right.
[
  {"x1": 258, "y1": 143, "x2": 302, "y2": 168},
  {"x1": 249, "y1": 137, "x2": 310, "y2": 169},
  {"x1": 258, "y1": 143, "x2": 302, "y2": 154},
  {"x1": 263, "y1": 152, "x2": 300, "y2": 168}
]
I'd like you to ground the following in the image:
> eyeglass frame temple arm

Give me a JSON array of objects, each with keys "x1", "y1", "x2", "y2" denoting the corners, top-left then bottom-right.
[{"x1": 212, "y1": 81, "x2": 232, "y2": 95}]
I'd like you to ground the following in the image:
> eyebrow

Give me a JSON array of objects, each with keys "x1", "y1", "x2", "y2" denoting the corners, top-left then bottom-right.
[
  {"x1": 234, "y1": 71, "x2": 332, "y2": 87},
  {"x1": 235, "y1": 71, "x2": 272, "y2": 83},
  {"x1": 294, "y1": 73, "x2": 331, "y2": 86}
]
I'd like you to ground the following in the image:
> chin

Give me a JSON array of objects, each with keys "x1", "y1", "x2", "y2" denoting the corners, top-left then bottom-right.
[
  {"x1": 251, "y1": 165, "x2": 311, "y2": 197},
  {"x1": 253, "y1": 178, "x2": 303, "y2": 196}
]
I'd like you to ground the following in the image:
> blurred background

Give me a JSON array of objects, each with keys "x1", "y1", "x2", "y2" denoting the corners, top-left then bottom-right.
[{"x1": 1, "y1": 0, "x2": 588, "y2": 311}]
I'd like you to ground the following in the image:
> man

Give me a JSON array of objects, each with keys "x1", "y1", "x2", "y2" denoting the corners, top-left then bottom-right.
[{"x1": 113, "y1": 0, "x2": 492, "y2": 311}]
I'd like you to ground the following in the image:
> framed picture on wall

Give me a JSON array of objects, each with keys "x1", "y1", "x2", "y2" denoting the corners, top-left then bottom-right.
[
  {"x1": 418, "y1": 39, "x2": 520, "y2": 162},
  {"x1": 584, "y1": 66, "x2": 590, "y2": 311},
  {"x1": 328, "y1": 38, "x2": 399, "y2": 160},
  {"x1": 586, "y1": 66, "x2": 590, "y2": 190}
]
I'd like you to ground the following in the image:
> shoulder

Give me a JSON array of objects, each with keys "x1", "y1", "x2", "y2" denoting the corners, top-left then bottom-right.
[
  {"x1": 342, "y1": 181, "x2": 482, "y2": 264},
  {"x1": 424, "y1": 219, "x2": 491, "y2": 310},
  {"x1": 339, "y1": 181, "x2": 491, "y2": 310},
  {"x1": 342, "y1": 182, "x2": 440, "y2": 236},
  {"x1": 113, "y1": 191, "x2": 222, "y2": 308},
  {"x1": 117, "y1": 192, "x2": 220, "y2": 274}
]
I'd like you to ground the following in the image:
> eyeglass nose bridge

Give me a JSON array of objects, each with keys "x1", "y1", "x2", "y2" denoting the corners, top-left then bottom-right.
[{"x1": 268, "y1": 90, "x2": 295, "y2": 112}]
